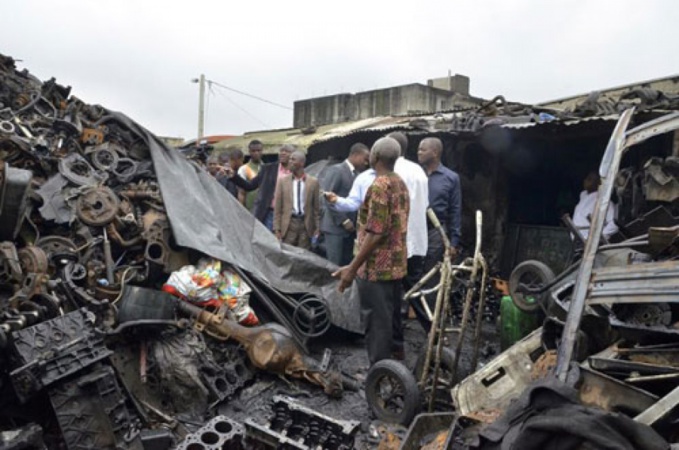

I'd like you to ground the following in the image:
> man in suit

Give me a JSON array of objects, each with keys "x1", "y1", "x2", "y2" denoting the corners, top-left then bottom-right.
[
  {"x1": 230, "y1": 144, "x2": 293, "y2": 231},
  {"x1": 273, "y1": 151, "x2": 320, "y2": 249},
  {"x1": 320, "y1": 143, "x2": 370, "y2": 266}
]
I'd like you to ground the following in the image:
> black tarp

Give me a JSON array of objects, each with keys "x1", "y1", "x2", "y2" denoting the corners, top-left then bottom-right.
[
  {"x1": 108, "y1": 111, "x2": 362, "y2": 334},
  {"x1": 474, "y1": 378, "x2": 668, "y2": 450}
]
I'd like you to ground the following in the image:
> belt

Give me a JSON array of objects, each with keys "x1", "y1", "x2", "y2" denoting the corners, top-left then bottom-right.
[{"x1": 291, "y1": 214, "x2": 305, "y2": 219}]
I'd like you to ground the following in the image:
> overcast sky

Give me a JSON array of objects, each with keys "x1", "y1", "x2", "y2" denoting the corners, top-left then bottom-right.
[{"x1": 2, "y1": 1, "x2": 678, "y2": 141}]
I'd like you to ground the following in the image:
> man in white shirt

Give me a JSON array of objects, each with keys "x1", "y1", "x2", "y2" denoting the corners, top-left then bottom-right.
[
  {"x1": 573, "y1": 171, "x2": 618, "y2": 241},
  {"x1": 325, "y1": 132, "x2": 428, "y2": 360}
]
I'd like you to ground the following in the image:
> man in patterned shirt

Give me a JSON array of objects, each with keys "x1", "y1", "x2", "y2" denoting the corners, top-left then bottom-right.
[{"x1": 333, "y1": 137, "x2": 409, "y2": 365}]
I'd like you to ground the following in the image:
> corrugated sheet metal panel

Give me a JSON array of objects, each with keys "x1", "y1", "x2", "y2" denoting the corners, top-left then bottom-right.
[{"x1": 501, "y1": 114, "x2": 620, "y2": 129}]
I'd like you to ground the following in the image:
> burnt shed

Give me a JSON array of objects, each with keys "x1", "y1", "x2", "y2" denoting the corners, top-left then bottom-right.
[{"x1": 305, "y1": 111, "x2": 678, "y2": 276}]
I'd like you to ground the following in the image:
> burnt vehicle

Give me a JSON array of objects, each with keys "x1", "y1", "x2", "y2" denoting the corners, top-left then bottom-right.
[{"x1": 442, "y1": 109, "x2": 679, "y2": 448}]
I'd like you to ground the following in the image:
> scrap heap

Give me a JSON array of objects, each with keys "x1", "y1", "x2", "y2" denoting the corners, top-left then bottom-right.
[
  {"x1": 0, "y1": 54, "x2": 362, "y2": 449},
  {"x1": 396, "y1": 111, "x2": 679, "y2": 449}
]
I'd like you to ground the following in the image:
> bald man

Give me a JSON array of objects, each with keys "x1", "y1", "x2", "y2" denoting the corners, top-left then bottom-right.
[
  {"x1": 333, "y1": 137, "x2": 409, "y2": 365},
  {"x1": 416, "y1": 137, "x2": 462, "y2": 330}
]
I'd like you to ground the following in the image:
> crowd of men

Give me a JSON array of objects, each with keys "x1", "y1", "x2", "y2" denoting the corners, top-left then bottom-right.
[{"x1": 209, "y1": 133, "x2": 462, "y2": 366}]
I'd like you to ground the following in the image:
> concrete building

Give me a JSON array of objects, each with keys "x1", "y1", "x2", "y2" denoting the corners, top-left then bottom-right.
[{"x1": 293, "y1": 73, "x2": 482, "y2": 129}]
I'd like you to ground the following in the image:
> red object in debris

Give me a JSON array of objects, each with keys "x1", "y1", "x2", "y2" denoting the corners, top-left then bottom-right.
[
  {"x1": 161, "y1": 284, "x2": 185, "y2": 300},
  {"x1": 239, "y1": 311, "x2": 260, "y2": 327},
  {"x1": 161, "y1": 284, "x2": 222, "y2": 308}
]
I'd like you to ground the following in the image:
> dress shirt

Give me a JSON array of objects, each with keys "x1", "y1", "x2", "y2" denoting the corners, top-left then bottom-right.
[
  {"x1": 292, "y1": 175, "x2": 306, "y2": 216},
  {"x1": 428, "y1": 163, "x2": 462, "y2": 247},
  {"x1": 333, "y1": 169, "x2": 375, "y2": 212},
  {"x1": 573, "y1": 190, "x2": 618, "y2": 239},
  {"x1": 345, "y1": 159, "x2": 356, "y2": 174},
  {"x1": 331, "y1": 157, "x2": 428, "y2": 257}
]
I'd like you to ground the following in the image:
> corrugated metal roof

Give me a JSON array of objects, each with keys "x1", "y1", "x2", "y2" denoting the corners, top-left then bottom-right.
[
  {"x1": 212, "y1": 116, "x2": 415, "y2": 154},
  {"x1": 212, "y1": 111, "x2": 641, "y2": 155},
  {"x1": 501, "y1": 114, "x2": 620, "y2": 129}
]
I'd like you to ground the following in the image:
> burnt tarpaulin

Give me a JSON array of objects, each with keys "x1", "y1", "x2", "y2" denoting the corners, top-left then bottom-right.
[
  {"x1": 475, "y1": 378, "x2": 668, "y2": 450},
  {"x1": 106, "y1": 111, "x2": 362, "y2": 334}
]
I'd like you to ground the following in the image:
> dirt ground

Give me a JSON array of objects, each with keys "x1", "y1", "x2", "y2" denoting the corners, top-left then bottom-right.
[{"x1": 215, "y1": 317, "x2": 500, "y2": 449}]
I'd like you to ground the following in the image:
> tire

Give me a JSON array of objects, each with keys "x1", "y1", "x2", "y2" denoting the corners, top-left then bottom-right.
[
  {"x1": 414, "y1": 347, "x2": 471, "y2": 411},
  {"x1": 508, "y1": 260, "x2": 555, "y2": 314},
  {"x1": 365, "y1": 359, "x2": 421, "y2": 426}
]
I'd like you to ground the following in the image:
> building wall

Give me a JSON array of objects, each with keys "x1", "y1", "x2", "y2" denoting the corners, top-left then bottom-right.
[
  {"x1": 293, "y1": 93, "x2": 353, "y2": 130},
  {"x1": 427, "y1": 74, "x2": 470, "y2": 95},
  {"x1": 293, "y1": 82, "x2": 479, "y2": 128}
]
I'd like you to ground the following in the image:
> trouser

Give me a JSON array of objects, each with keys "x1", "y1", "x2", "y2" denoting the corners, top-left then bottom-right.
[
  {"x1": 357, "y1": 278, "x2": 403, "y2": 365},
  {"x1": 411, "y1": 227, "x2": 446, "y2": 332},
  {"x1": 264, "y1": 208, "x2": 274, "y2": 232},
  {"x1": 404, "y1": 256, "x2": 424, "y2": 291},
  {"x1": 283, "y1": 216, "x2": 311, "y2": 250},
  {"x1": 323, "y1": 232, "x2": 354, "y2": 266}
]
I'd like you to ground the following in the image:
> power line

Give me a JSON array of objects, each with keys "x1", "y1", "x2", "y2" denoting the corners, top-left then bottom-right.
[
  {"x1": 211, "y1": 86, "x2": 272, "y2": 129},
  {"x1": 208, "y1": 79, "x2": 293, "y2": 111}
]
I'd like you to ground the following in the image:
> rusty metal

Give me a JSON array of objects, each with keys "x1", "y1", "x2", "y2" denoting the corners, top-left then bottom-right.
[
  {"x1": 75, "y1": 186, "x2": 120, "y2": 226},
  {"x1": 88, "y1": 144, "x2": 119, "y2": 171},
  {"x1": 58, "y1": 152, "x2": 104, "y2": 186},
  {"x1": 578, "y1": 366, "x2": 658, "y2": 415},
  {"x1": 531, "y1": 350, "x2": 558, "y2": 380},
  {"x1": 452, "y1": 328, "x2": 544, "y2": 416},
  {"x1": 80, "y1": 127, "x2": 104, "y2": 145},
  {"x1": 589, "y1": 357, "x2": 679, "y2": 376},
  {"x1": 0, "y1": 241, "x2": 22, "y2": 282},
  {"x1": 465, "y1": 409, "x2": 502, "y2": 424},
  {"x1": 175, "y1": 299, "x2": 344, "y2": 395},
  {"x1": 410, "y1": 209, "x2": 487, "y2": 413},
  {"x1": 119, "y1": 180, "x2": 162, "y2": 201},
  {"x1": 17, "y1": 245, "x2": 48, "y2": 274},
  {"x1": 106, "y1": 222, "x2": 143, "y2": 247}
]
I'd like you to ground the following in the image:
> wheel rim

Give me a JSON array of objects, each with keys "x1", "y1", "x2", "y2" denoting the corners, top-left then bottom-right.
[{"x1": 374, "y1": 374, "x2": 406, "y2": 416}]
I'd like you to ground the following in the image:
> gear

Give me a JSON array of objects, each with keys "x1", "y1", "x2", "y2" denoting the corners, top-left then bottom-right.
[
  {"x1": 18, "y1": 246, "x2": 49, "y2": 274},
  {"x1": 75, "y1": 186, "x2": 120, "y2": 226}
]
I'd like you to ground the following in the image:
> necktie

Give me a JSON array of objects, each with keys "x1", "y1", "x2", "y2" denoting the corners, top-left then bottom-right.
[{"x1": 296, "y1": 180, "x2": 302, "y2": 215}]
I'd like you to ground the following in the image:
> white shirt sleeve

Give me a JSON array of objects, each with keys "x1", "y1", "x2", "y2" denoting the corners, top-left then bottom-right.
[
  {"x1": 331, "y1": 170, "x2": 374, "y2": 213},
  {"x1": 237, "y1": 165, "x2": 248, "y2": 180}
]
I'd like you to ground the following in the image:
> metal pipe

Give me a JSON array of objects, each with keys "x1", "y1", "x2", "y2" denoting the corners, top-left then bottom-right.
[
  {"x1": 102, "y1": 228, "x2": 115, "y2": 285},
  {"x1": 470, "y1": 256, "x2": 489, "y2": 372},
  {"x1": 451, "y1": 211, "x2": 483, "y2": 383},
  {"x1": 555, "y1": 108, "x2": 635, "y2": 380}
]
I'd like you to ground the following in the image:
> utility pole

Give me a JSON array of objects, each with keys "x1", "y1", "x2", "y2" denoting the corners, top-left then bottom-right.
[
  {"x1": 197, "y1": 74, "x2": 206, "y2": 141},
  {"x1": 192, "y1": 74, "x2": 206, "y2": 142}
]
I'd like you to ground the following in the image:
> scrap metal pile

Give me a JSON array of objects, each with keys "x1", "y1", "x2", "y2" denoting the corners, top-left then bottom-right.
[
  {"x1": 0, "y1": 53, "x2": 362, "y2": 449},
  {"x1": 395, "y1": 110, "x2": 679, "y2": 449},
  {"x1": 440, "y1": 89, "x2": 679, "y2": 132}
]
